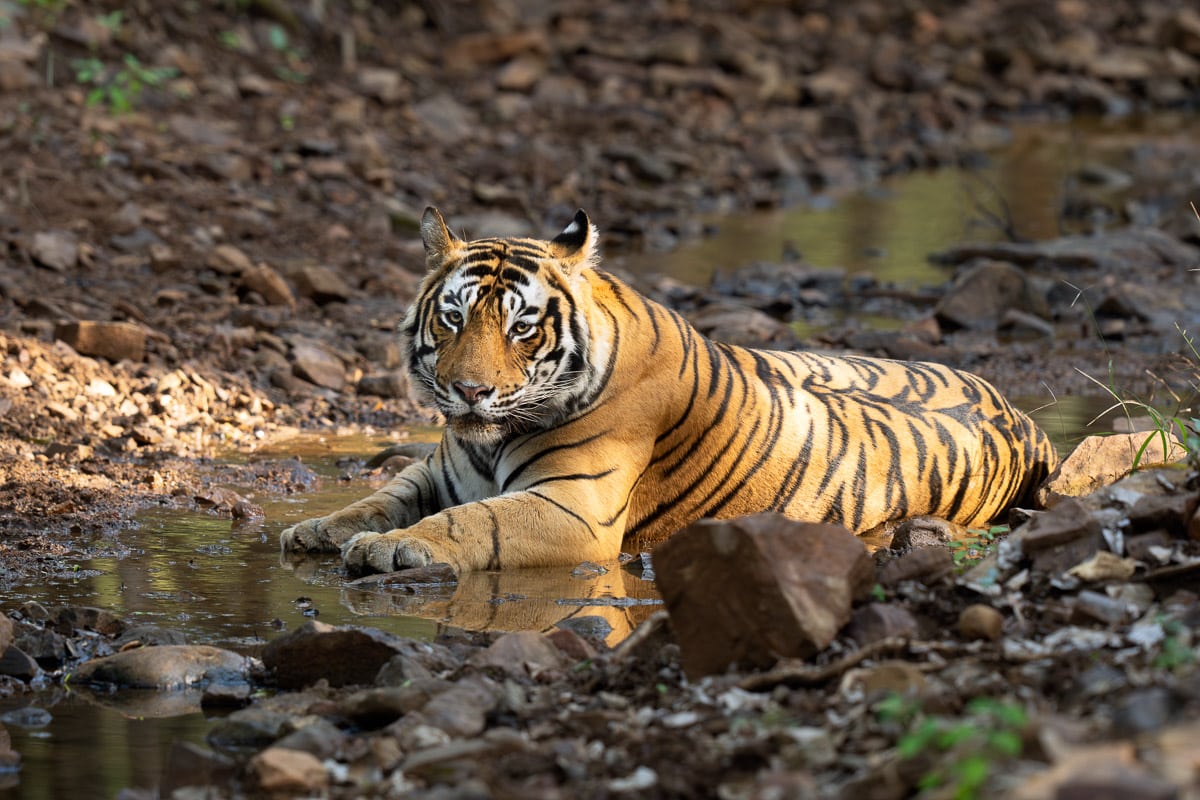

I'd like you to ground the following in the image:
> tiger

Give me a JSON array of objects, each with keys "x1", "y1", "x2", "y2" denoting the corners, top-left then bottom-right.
[{"x1": 280, "y1": 207, "x2": 1059, "y2": 575}]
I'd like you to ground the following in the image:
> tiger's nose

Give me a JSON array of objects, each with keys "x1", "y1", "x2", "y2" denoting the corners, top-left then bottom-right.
[{"x1": 453, "y1": 381, "x2": 494, "y2": 405}]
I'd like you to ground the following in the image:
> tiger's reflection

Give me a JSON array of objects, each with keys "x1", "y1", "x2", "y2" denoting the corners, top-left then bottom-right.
[{"x1": 338, "y1": 562, "x2": 661, "y2": 646}]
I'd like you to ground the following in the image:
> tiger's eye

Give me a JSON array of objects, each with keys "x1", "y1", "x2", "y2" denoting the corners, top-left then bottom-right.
[
  {"x1": 511, "y1": 321, "x2": 534, "y2": 337},
  {"x1": 442, "y1": 310, "x2": 463, "y2": 328}
]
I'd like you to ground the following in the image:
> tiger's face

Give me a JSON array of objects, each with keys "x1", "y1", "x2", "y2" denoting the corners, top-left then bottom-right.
[{"x1": 403, "y1": 208, "x2": 600, "y2": 445}]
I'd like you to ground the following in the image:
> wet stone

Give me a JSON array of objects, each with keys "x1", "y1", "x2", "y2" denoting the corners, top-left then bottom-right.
[
  {"x1": 262, "y1": 620, "x2": 419, "y2": 689},
  {"x1": 0, "y1": 616, "x2": 11, "y2": 654},
  {"x1": 70, "y1": 645, "x2": 250, "y2": 690},
  {"x1": 0, "y1": 646, "x2": 38, "y2": 680},
  {"x1": 935, "y1": 260, "x2": 1048, "y2": 331}
]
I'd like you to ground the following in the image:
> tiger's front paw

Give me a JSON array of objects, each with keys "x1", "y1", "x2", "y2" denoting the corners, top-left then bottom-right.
[
  {"x1": 280, "y1": 517, "x2": 338, "y2": 553},
  {"x1": 341, "y1": 531, "x2": 444, "y2": 576}
]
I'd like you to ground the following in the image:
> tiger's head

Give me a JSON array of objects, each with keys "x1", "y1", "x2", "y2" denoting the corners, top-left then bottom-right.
[{"x1": 402, "y1": 208, "x2": 604, "y2": 445}]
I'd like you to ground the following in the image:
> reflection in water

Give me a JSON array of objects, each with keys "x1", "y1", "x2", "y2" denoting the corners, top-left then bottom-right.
[
  {"x1": 339, "y1": 564, "x2": 661, "y2": 645},
  {"x1": 1, "y1": 692, "x2": 209, "y2": 800}
]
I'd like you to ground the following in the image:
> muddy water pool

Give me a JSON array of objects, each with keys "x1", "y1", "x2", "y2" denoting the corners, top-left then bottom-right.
[{"x1": 4, "y1": 115, "x2": 1194, "y2": 799}]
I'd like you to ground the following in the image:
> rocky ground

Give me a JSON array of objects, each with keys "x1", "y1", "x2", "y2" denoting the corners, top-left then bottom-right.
[{"x1": 0, "y1": 0, "x2": 1199, "y2": 797}]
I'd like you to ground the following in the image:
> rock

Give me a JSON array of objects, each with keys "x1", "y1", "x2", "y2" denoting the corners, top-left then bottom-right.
[
  {"x1": 414, "y1": 93, "x2": 478, "y2": 145},
  {"x1": 1009, "y1": 498, "x2": 1103, "y2": 575},
  {"x1": 935, "y1": 260, "x2": 1048, "y2": 331},
  {"x1": 1113, "y1": 687, "x2": 1175, "y2": 736},
  {"x1": 69, "y1": 645, "x2": 250, "y2": 689},
  {"x1": 205, "y1": 705, "x2": 297, "y2": 750},
  {"x1": 469, "y1": 630, "x2": 567, "y2": 678},
  {"x1": 878, "y1": 545, "x2": 955, "y2": 586},
  {"x1": 1037, "y1": 434, "x2": 1187, "y2": 507},
  {"x1": 54, "y1": 321, "x2": 146, "y2": 362},
  {"x1": 1067, "y1": 551, "x2": 1138, "y2": 583},
  {"x1": 958, "y1": 604, "x2": 1004, "y2": 641},
  {"x1": 357, "y1": 371, "x2": 410, "y2": 398},
  {"x1": 289, "y1": 338, "x2": 346, "y2": 391},
  {"x1": 293, "y1": 265, "x2": 354, "y2": 305},
  {"x1": 272, "y1": 718, "x2": 347, "y2": 759},
  {"x1": 0, "y1": 616, "x2": 11, "y2": 654},
  {"x1": 0, "y1": 646, "x2": 39, "y2": 680},
  {"x1": 52, "y1": 606, "x2": 125, "y2": 637},
  {"x1": 160, "y1": 741, "x2": 236, "y2": 797},
  {"x1": 248, "y1": 747, "x2": 328, "y2": 795},
  {"x1": 653, "y1": 513, "x2": 876, "y2": 678},
  {"x1": 261, "y1": 620, "x2": 420, "y2": 689},
  {"x1": 30, "y1": 230, "x2": 79, "y2": 271},
  {"x1": 206, "y1": 243, "x2": 253, "y2": 274},
  {"x1": 357, "y1": 67, "x2": 407, "y2": 103},
  {"x1": 420, "y1": 676, "x2": 499, "y2": 737},
  {"x1": 845, "y1": 603, "x2": 920, "y2": 645},
  {"x1": 241, "y1": 264, "x2": 295, "y2": 308}
]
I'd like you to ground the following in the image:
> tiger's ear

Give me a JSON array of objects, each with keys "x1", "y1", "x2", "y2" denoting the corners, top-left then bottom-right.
[
  {"x1": 421, "y1": 207, "x2": 461, "y2": 269},
  {"x1": 549, "y1": 209, "x2": 599, "y2": 275}
]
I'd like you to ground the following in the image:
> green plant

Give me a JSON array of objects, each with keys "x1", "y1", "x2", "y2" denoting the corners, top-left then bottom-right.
[
  {"x1": 949, "y1": 525, "x2": 1007, "y2": 568},
  {"x1": 879, "y1": 695, "x2": 1027, "y2": 800},
  {"x1": 1154, "y1": 616, "x2": 1197, "y2": 671},
  {"x1": 72, "y1": 54, "x2": 178, "y2": 114}
]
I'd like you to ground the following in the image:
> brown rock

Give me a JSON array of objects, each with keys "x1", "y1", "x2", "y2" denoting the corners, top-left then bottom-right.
[
  {"x1": 470, "y1": 630, "x2": 567, "y2": 678},
  {"x1": 54, "y1": 321, "x2": 145, "y2": 362},
  {"x1": 241, "y1": 263, "x2": 295, "y2": 308},
  {"x1": 1037, "y1": 433, "x2": 1187, "y2": 507},
  {"x1": 206, "y1": 243, "x2": 253, "y2": 275},
  {"x1": 293, "y1": 265, "x2": 355, "y2": 305},
  {"x1": 262, "y1": 620, "x2": 418, "y2": 689},
  {"x1": 248, "y1": 747, "x2": 328, "y2": 795},
  {"x1": 0, "y1": 615, "x2": 12, "y2": 654},
  {"x1": 654, "y1": 513, "x2": 875, "y2": 678},
  {"x1": 958, "y1": 604, "x2": 1004, "y2": 641}
]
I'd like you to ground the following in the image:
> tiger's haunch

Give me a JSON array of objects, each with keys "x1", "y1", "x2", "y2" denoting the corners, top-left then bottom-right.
[{"x1": 280, "y1": 208, "x2": 1059, "y2": 575}]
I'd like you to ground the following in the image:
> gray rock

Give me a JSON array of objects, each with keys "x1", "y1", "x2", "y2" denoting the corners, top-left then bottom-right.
[
  {"x1": 935, "y1": 260, "x2": 1048, "y2": 331},
  {"x1": 30, "y1": 230, "x2": 79, "y2": 271}
]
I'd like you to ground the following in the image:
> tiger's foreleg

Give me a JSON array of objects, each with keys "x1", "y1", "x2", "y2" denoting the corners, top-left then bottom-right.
[
  {"x1": 340, "y1": 489, "x2": 625, "y2": 575},
  {"x1": 279, "y1": 460, "x2": 440, "y2": 553}
]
